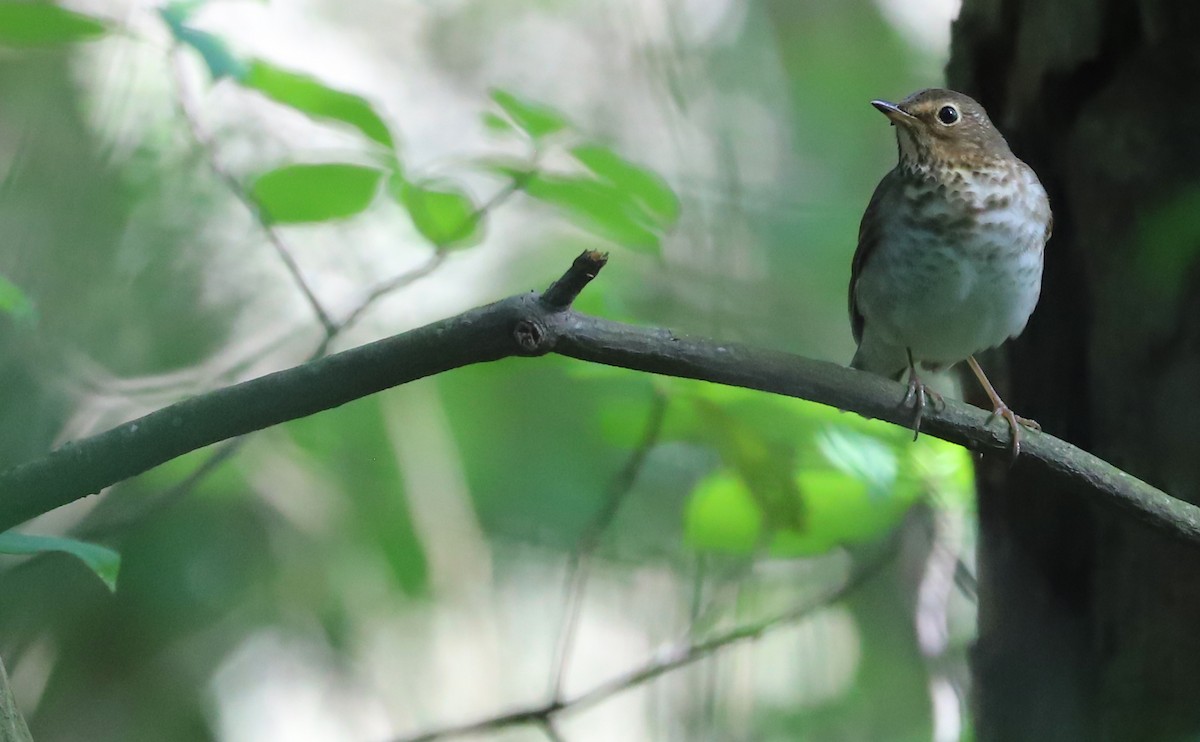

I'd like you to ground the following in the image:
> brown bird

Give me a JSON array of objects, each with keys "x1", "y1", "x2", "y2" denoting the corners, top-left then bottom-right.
[{"x1": 848, "y1": 89, "x2": 1052, "y2": 456}]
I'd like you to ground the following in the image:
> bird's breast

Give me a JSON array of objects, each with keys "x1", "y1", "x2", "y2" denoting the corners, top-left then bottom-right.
[{"x1": 856, "y1": 162, "x2": 1049, "y2": 364}]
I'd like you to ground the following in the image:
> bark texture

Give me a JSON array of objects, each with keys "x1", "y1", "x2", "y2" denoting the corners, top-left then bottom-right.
[{"x1": 949, "y1": 1, "x2": 1200, "y2": 739}]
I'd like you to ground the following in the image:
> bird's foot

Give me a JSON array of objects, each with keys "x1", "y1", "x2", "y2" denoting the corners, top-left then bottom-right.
[
  {"x1": 901, "y1": 373, "x2": 943, "y2": 441},
  {"x1": 984, "y1": 403, "x2": 1040, "y2": 460}
]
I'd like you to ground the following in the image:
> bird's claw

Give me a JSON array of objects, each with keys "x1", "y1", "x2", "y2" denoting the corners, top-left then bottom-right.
[
  {"x1": 985, "y1": 404, "x2": 1040, "y2": 460},
  {"x1": 901, "y1": 375, "x2": 943, "y2": 441}
]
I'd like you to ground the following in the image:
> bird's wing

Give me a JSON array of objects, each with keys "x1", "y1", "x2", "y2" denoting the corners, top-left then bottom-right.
[{"x1": 849, "y1": 169, "x2": 899, "y2": 345}]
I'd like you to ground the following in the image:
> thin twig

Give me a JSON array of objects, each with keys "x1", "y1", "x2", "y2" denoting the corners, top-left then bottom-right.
[
  {"x1": 168, "y1": 47, "x2": 337, "y2": 336},
  {"x1": 388, "y1": 545, "x2": 890, "y2": 742},
  {"x1": 395, "y1": 703, "x2": 564, "y2": 742},
  {"x1": 331, "y1": 251, "x2": 448, "y2": 340},
  {"x1": 330, "y1": 171, "x2": 527, "y2": 337},
  {"x1": 539, "y1": 720, "x2": 569, "y2": 742},
  {"x1": 548, "y1": 391, "x2": 669, "y2": 699},
  {"x1": 0, "y1": 654, "x2": 32, "y2": 742}
]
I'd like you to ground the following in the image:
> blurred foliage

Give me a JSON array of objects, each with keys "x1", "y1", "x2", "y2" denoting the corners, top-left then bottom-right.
[
  {"x1": 0, "y1": 3, "x2": 106, "y2": 47},
  {"x1": 0, "y1": 532, "x2": 119, "y2": 592},
  {"x1": 0, "y1": 1, "x2": 977, "y2": 741},
  {"x1": 0, "y1": 275, "x2": 34, "y2": 325}
]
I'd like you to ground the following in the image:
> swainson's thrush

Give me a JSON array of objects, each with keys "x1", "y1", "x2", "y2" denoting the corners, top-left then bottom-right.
[{"x1": 849, "y1": 89, "x2": 1052, "y2": 456}]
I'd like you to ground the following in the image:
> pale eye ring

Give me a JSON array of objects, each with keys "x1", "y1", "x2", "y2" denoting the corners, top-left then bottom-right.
[{"x1": 937, "y1": 105, "x2": 960, "y2": 125}]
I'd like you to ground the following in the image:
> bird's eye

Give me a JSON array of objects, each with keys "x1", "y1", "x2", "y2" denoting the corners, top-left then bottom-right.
[{"x1": 937, "y1": 105, "x2": 960, "y2": 125}]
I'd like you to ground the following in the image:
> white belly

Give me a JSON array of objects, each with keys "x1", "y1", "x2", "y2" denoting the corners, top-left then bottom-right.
[
  {"x1": 855, "y1": 164, "x2": 1049, "y2": 368},
  {"x1": 859, "y1": 235, "x2": 1043, "y2": 365}
]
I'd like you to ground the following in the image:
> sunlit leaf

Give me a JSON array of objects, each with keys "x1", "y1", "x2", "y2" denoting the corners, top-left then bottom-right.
[
  {"x1": 802, "y1": 469, "x2": 880, "y2": 538},
  {"x1": 481, "y1": 111, "x2": 516, "y2": 135},
  {"x1": 524, "y1": 173, "x2": 661, "y2": 253},
  {"x1": 160, "y1": 7, "x2": 246, "y2": 80},
  {"x1": 0, "y1": 531, "x2": 120, "y2": 592},
  {"x1": 692, "y1": 398, "x2": 804, "y2": 529},
  {"x1": 772, "y1": 466, "x2": 916, "y2": 558},
  {"x1": 0, "y1": 274, "x2": 35, "y2": 323},
  {"x1": 816, "y1": 427, "x2": 898, "y2": 497},
  {"x1": 571, "y1": 143, "x2": 680, "y2": 227},
  {"x1": 160, "y1": 0, "x2": 208, "y2": 21},
  {"x1": 0, "y1": 3, "x2": 107, "y2": 46},
  {"x1": 490, "y1": 89, "x2": 569, "y2": 140},
  {"x1": 390, "y1": 175, "x2": 482, "y2": 249},
  {"x1": 243, "y1": 60, "x2": 394, "y2": 149},
  {"x1": 903, "y1": 435, "x2": 974, "y2": 508},
  {"x1": 250, "y1": 163, "x2": 383, "y2": 224},
  {"x1": 684, "y1": 470, "x2": 762, "y2": 553}
]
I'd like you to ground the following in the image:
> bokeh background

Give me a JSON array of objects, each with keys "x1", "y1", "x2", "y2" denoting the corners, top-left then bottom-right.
[{"x1": 0, "y1": 0, "x2": 978, "y2": 740}]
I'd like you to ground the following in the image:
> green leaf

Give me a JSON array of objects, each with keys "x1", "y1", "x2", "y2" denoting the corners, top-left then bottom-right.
[
  {"x1": 523, "y1": 173, "x2": 662, "y2": 253},
  {"x1": 490, "y1": 89, "x2": 569, "y2": 140},
  {"x1": 571, "y1": 144, "x2": 680, "y2": 226},
  {"x1": 0, "y1": 531, "x2": 120, "y2": 592},
  {"x1": 796, "y1": 467, "x2": 908, "y2": 549},
  {"x1": 250, "y1": 163, "x2": 383, "y2": 224},
  {"x1": 159, "y1": 6, "x2": 246, "y2": 80},
  {"x1": 0, "y1": 274, "x2": 34, "y2": 323},
  {"x1": 0, "y1": 3, "x2": 107, "y2": 46},
  {"x1": 692, "y1": 397, "x2": 804, "y2": 529},
  {"x1": 243, "y1": 60, "x2": 394, "y2": 148},
  {"x1": 481, "y1": 111, "x2": 516, "y2": 135},
  {"x1": 390, "y1": 175, "x2": 483, "y2": 249},
  {"x1": 684, "y1": 470, "x2": 763, "y2": 553},
  {"x1": 816, "y1": 427, "x2": 898, "y2": 497},
  {"x1": 909, "y1": 436, "x2": 975, "y2": 508}
]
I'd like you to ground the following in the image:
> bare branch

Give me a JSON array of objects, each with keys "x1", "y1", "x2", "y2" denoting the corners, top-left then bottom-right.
[
  {"x1": 0, "y1": 655, "x2": 32, "y2": 742},
  {"x1": 548, "y1": 391, "x2": 668, "y2": 699},
  {"x1": 539, "y1": 720, "x2": 569, "y2": 742},
  {"x1": 395, "y1": 703, "x2": 563, "y2": 742},
  {"x1": 332, "y1": 251, "x2": 447, "y2": 339},
  {"x1": 2, "y1": 252, "x2": 1197, "y2": 544},
  {"x1": 388, "y1": 545, "x2": 887, "y2": 742},
  {"x1": 541, "y1": 250, "x2": 609, "y2": 310}
]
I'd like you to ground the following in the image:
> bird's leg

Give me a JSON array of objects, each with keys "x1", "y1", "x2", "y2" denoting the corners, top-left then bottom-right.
[
  {"x1": 901, "y1": 348, "x2": 942, "y2": 441},
  {"x1": 965, "y1": 355, "x2": 1039, "y2": 459}
]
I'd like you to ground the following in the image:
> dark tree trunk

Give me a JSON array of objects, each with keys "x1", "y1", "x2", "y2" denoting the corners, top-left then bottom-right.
[{"x1": 948, "y1": 1, "x2": 1200, "y2": 739}]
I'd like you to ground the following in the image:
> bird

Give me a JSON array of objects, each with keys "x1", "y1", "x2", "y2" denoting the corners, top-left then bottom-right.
[{"x1": 848, "y1": 88, "x2": 1052, "y2": 457}]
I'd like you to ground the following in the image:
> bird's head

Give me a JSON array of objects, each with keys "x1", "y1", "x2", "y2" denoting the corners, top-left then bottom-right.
[{"x1": 871, "y1": 89, "x2": 1011, "y2": 171}]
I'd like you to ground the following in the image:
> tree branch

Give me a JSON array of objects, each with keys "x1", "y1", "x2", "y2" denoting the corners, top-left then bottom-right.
[
  {"x1": 1, "y1": 251, "x2": 1197, "y2": 544},
  {"x1": 0, "y1": 654, "x2": 32, "y2": 742}
]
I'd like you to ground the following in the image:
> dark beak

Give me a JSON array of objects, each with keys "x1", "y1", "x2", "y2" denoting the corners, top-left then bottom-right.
[{"x1": 871, "y1": 99, "x2": 916, "y2": 126}]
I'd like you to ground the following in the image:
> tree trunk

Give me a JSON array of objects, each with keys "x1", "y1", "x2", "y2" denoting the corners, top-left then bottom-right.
[{"x1": 948, "y1": 1, "x2": 1200, "y2": 739}]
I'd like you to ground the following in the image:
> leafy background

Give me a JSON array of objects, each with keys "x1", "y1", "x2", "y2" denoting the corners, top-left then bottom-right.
[{"x1": 0, "y1": 0, "x2": 976, "y2": 740}]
